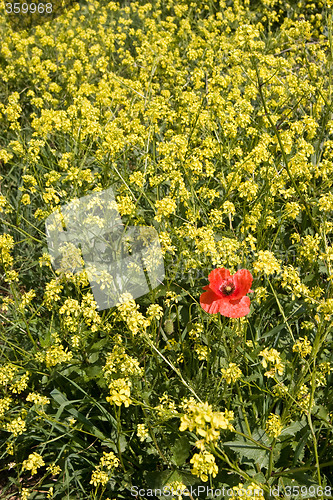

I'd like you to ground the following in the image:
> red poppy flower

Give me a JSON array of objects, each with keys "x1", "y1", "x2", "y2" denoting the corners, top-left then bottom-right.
[{"x1": 200, "y1": 268, "x2": 253, "y2": 318}]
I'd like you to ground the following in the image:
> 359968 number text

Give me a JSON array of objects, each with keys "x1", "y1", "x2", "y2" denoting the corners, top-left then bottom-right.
[{"x1": 5, "y1": 3, "x2": 53, "y2": 14}]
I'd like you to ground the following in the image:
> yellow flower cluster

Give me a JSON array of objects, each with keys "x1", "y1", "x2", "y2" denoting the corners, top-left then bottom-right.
[
  {"x1": 154, "y1": 196, "x2": 177, "y2": 223},
  {"x1": 106, "y1": 378, "x2": 132, "y2": 407},
  {"x1": 19, "y1": 290, "x2": 36, "y2": 311},
  {"x1": 154, "y1": 393, "x2": 178, "y2": 420},
  {"x1": 164, "y1": 291, "x2": 180, "y2": 307},
  {"x1": 0, "y1": 365, "x2": 30, "y2": 394},
  {"x1": 80, "y1": 292, "x2": 101, "y2": 332},
  {"x1": 90, "y1": 469, "x2": 109, "y2": 487},
  {"x1": 317, "y1": 298, "x2": 333, "y2": 321},
  {"x1": 259, "y1": 348, "x2": 284, "y2": 378},
  {"x1": 26, "y1": 392, "x2": 50, "y2": 406},
  {"x1": 0, "y1": 363, "x2": 18, "y2": 387},
  {"x1": 189, "y1": 324, "x2": 205, "y2": 341},
  {"x1": 146, "y1": 303, "x2": 164, "y2": 321},
  {"x1": 116, "y1": 194, "x2": 136, "y2": 216},
  {"x1": 47, "y1": 463, "x2": 61, "y2": 475},
  {"x1": 190, "y1": 451, "x2": 218, "y2": 482},
  {"x1": 36, "y1": 344, "x2": 73, "y2": 368},
  {"x1": 103, "y1": 342, "x2": 143, "y2": 408},
  {"x1": 216, "y1": 237, "x2": 242, "y2": 270},
  {"x1": 296, "y1": 384, "x2": 313, "y2": 413},
  {"x1": 0, "y1": 150, "x2": 13, "y2": 165},
  {"x1": 284, "y1": 201, "x2": 301, "y2": 219},
  {"x1": 58, "y1": 292, "x2": 101, "y2": 333},
  {"x1": 43, "y1": 279, "x2": 64, "y2": 310},
  {"x1": 56, "y1": 242, "x2": 85, "y2": 275},
  {"x1": 158, "y1": 231, "x2": 177, "y2": 255},
  {"x1": 100, "y1": 451, "x2": 120, "y2": 470},
  {"x1": 90, "y1": 451, "x2": 119, "y2": 487},
  {"x1": 254, "y1": 287, "x2": 268, "y2": 305},
  {"x1": 221, "y1": 363, "x2": 243, "y2": 384},
  {"x1": 253, "y1": 250, "x2": 281, "y2": 276},
  {"x1": 265, "y1": 413, "x2": 283, "y2": 438},
  {"x1": 0, "y1": 234, "x2": 15, "y2": 270},
  {"x1": 298, "y1": 234, "x2": 321, "y2": 263},
  {"x1": 116, "y1": 293, "x2": 150, "y2": 335},
  {"x1": 0, "y1": 396, "x2": 12, "y2": 417},
  {"x1": 5, "y1": 416, "x2": 26, "y2": 437},
  {"x1": 188, "y1": 324, "x2": 207, "y2": 359},
  {"x1": 179, "y1": 400, "x2": 234, "y2": 452},
  {"x1": 164, "y1": 481, "x2": 187, "y2": 500},
  {"x1": 0, "y1": 194, "x2": 8, "y2": 213},
  {"x1": 137, "y1": 423, "x2": 149, "y2": 442},
  {"x1": 10, "y1": 372, "x2": 29, "y2": 394},
  {"x1": 315, "y1": 362, "x2": 332, "y2": 387},
  {"x1": 103, "y1": 344, "x2": 143, "y2": 379},
  {"x1": 194, "y1": 344, "x2": 208, "y2": 361},
  {"x1": 318, "y1": 193, "x2": 333, "y2": 212},
  {"x1": 280, "y1": 266, "x2": 310, "y2": 301},
  {"x1": 292, "y1": 336, "x2": 312, "y2": 358},
  {"x1": 21, "y1": 488, "x2": 30, "y2": 500},
  {"x1": 59, "y1": 298, "x2": 81, "y2": 332},
  {"x1": 272, "y1": 383, "x2": 289, "y2": 399},
  {"x1": 22, "y1": 452, "x2": 45, "y2": 475}
]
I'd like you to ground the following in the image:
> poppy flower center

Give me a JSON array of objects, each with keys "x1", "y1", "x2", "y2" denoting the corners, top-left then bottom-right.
[{"x1": 219, "y1": 281, "x2": 235, "y2": 296}]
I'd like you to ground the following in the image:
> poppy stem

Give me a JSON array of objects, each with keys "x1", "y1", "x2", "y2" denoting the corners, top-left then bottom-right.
[{"x1": 217, "y1": 312, "x2": 230, "y2": 357}]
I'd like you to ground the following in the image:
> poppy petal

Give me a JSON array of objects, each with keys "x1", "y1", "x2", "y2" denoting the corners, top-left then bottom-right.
[
  {"x1": 230, "y1": 269, "x2": 253, "y2": 300},
  {"x1": 207, "y1": 268, "x2": 230, "y2": 296},
  {"x1": 217, "y1": 295, "x2": 251, "y2": 318},
  {"x1": 200, "y1": 288, "x2": 223, "y2": 314}
]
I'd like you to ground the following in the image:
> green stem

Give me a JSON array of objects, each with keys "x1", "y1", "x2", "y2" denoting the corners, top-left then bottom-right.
[
  {"x1": 142, "y1": 406, "x2": 170, "y2": 465},
  {"x1": 235, "y1": 382, "x2": 261, "y2": 475},
  {"x1": 267, "y1": 278, "x2": 295, "y2": 342},
  {"x1": 267, "y1": 437, "x2": 277, "y2": 479},
  {"x1": 233, "y1": 429, "x2": 271, "y2": 452},
  {"x1": 307, "y1": 411, "x2": 322, "y2": 497},
  {"x1": 0, "y1": 218, "x2": 43, "y2": 244},
  {"x1": 212, "y1": 443, "x2": 270, "y2": 493},
  {"x1": 10, "y1": 283, "x2": 37, "y2": 349},
  {"x1": 235, "y1": 382, "x2": 252, "y2": 437},
  {"x1": 272, "y1": 460, "x2": 333, "y2": 478},
  {"x1": 143, "y1": 332, "x2": 202, "y2": 403},
  {"x1": 116, "y1": 405, "x2": 126, "y2": 473}
]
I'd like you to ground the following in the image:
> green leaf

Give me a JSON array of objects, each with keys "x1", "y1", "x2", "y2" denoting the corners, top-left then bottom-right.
[
  {"x1": 280, "y1": 420, "x2": 305, "y2": 439},
  {"x1": 50, "y1": 388, "x2": 107, "y2": 440},
  {"x1": 88, "y1": 351, "x2": 99, "y2": 363},
  {"x1": 89, "y1": 337, "x2": 109, "y2": 352},
  {"x1": 223, "y1": 431, "x2": 279, "y2": 469},
  {"x1": 291, "y1": 429, "x2": 311, "y2": 465},
  {"x1": 314, "y1": 404, "x2": 329, "y2": 421},
  {"x1": 170, "y1": 436, "x2": 190, "y2": 466}
]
